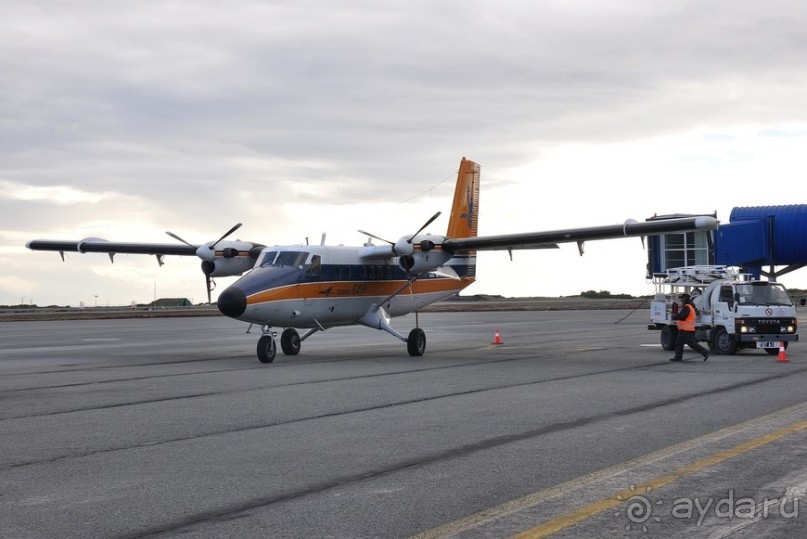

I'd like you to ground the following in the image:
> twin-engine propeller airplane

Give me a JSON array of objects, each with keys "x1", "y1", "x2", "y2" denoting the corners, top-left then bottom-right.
[{"x1": 28, "y1": 158, "x2": 719, "y2": 363}]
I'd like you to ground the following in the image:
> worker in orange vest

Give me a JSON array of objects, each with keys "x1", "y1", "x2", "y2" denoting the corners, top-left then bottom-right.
[{"x1": 670, "y1": 293, "x2": 709, "y2": 362}]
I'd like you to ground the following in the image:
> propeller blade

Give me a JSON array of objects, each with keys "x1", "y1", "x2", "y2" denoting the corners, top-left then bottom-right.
[
  {"x1": 166, "y1": 231, "x2": 195, "y2": 248},
  {"x1": 211, "y1": 223, "x2": 243, "y2": 249},
  {"x1": 408, "y1": 211, "x2": 442, "y2": 242},
  {"x1": 206, "y1": 274, "x2": 212, "y2": 304},
  {"x1": 358, "y1": 230, "x2": 394, "y2": 245}
]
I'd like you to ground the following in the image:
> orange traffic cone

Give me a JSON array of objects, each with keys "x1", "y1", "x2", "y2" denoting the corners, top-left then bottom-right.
[
  {"x1": 492, "y1": 329, "x2": 503, "y2": 345},
  {"x1": 776, "y1": 342, "x2": 789, "y2": 363}
]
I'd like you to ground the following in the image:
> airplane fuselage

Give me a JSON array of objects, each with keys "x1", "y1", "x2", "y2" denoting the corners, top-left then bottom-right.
[{"x1": 217, "y1": 244, "x2": 475, "y2": 329}]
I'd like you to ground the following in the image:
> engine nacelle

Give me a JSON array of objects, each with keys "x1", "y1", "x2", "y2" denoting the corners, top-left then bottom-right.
[
  {"x1": 202, "y1": 256, "x2": 257, "y2": 278},
  {"x1": 398, "y1": 250, "x2": 452, "y2": 274}
]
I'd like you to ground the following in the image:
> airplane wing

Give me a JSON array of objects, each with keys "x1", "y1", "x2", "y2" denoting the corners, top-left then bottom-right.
[
  {"x1": 26, "y1": 239, "x2": 197, "y2": 256},
  {"x1": 27, "y1": 232, "x2": 265, "y2": 303},
  {"x1": 442, "y1": 216, "x2": 718, "y2": 251}
]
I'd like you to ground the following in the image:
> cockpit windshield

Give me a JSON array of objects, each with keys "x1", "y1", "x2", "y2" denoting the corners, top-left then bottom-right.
[
  {"x1": 259, "y1": 251, "x2": 278, "y2": 267},
  {"x1": 736, "y1": 283, "x2": 793, "y2": 306}
]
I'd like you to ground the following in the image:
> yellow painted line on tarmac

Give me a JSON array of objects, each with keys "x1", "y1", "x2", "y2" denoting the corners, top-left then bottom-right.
[
  {"x1": 409, "y1": 402, "x2": 807, "y2": 539},
  {"x1": 510, "y1": 417, "x2": 807, "y2": 539}
]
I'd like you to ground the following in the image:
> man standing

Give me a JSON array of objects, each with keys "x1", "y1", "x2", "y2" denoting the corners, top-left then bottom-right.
[{"x1": 670, "y1": 293, "x2": 709, "y2": 362}]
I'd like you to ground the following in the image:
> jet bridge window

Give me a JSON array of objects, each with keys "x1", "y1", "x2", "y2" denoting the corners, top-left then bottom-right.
[{"x1": 659, "y1": 231, "x2": 711, "y2": 269}]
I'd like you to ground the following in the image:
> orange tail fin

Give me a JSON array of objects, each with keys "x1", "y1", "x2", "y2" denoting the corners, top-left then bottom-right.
[
  {"x1": 445, "y1": 158, "x2": 479, "y2": 281},
  {"x1": 446, "y1": 157, "x2": 480, "y2": 239}
]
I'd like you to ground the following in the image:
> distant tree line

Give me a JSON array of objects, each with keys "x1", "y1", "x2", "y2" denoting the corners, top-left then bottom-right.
[{"x1": 579, "y1": 290, "x2": 633, "y2": 299}]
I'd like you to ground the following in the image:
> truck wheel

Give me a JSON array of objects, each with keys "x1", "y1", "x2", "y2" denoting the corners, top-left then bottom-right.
[
  {"x1": 713, "y1": 328, "x2": 738, "y2": 355},
  {"x1": 660, "y1": 325, "x2": 678, "y2": 351}
]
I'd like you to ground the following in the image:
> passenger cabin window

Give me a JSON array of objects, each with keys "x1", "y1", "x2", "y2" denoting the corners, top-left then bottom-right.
[{"x1": 719, "y1": 286, "x2": 733, "y2": 303}]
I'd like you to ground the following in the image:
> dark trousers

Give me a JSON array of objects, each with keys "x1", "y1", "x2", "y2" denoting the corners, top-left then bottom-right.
[{"x1": 674, "y1": 330, "x2": 709, "y2": 359}]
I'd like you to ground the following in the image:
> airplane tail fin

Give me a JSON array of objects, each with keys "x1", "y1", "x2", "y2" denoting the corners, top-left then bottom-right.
[
  {"x1": 447, "y1": 158, "x2": 480, "y2": 239},
  {"x1": 445, "y1": 157, "x2": 480, "y2": 279}
]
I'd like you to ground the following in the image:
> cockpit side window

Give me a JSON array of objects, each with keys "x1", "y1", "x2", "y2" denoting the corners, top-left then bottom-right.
[
  {"x1": 276, "y1": 251, "x2": 309, "y2": 268},
  {"x1": 308, "y1": 255, "x2": 322, "y2": 277}
]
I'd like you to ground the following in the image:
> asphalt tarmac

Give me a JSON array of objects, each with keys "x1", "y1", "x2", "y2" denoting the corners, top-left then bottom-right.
[{"x1": 1, "y1": 310, "x2": 806, "y2": 538}]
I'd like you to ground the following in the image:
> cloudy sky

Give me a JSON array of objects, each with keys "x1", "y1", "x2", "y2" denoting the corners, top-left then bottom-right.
[{"x1": 3, "y1": 1, "x2": 807, "y2": 306}]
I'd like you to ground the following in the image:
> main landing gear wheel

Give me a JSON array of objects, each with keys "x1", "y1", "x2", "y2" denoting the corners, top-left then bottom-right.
[
  {"x1": 407, "y1": 328, "x2": 426, "y2": 356},
  {"x1": 281, "y1": 328, "x2": 301, "y2": 355},
  {"x1": 257, "y1": 334, "x2": 277, "y2": 363}
]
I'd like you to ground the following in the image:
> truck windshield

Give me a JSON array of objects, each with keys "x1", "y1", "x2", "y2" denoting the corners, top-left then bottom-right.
[{"x1": 736, "y1": 283, "x2": 793, "y2": 306}]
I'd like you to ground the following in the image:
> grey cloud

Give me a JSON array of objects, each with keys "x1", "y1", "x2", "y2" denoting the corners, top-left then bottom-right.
[{"x1": 3, "y1": 1, "x2": 807, "y2": 234}]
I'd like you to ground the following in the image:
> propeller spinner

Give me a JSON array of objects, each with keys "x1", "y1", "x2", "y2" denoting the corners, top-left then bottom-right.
[
  {"x1": 359, "y1": 211, "x2": 441, "y2": 257},
  {"x1": 166, "y1": 223, "x2": 244, "y2": 304}
]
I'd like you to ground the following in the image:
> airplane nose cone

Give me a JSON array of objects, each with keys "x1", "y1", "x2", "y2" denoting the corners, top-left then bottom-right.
[{"x1": 217, "y1": 287, "x2": 246, "y2": 318}]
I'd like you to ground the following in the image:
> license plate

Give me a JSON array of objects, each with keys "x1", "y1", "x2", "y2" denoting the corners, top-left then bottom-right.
[{"x1": 756, "y1": 341, "x2": 780, "y2": 349}]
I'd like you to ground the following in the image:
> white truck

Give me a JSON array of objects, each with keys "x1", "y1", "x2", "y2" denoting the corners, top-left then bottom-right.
[{"x1": 648, "y1": 265, "x2": 798, "y2": 355}]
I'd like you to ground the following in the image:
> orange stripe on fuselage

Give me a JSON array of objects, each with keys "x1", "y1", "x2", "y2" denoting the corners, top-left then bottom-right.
[{"x1": 246, "y1": 277, "x2": 475, "y2": 305}]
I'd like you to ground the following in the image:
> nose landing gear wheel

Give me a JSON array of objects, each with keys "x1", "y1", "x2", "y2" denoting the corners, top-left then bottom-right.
[
  {"x1": 407, "y1": 328, "x2": 426, "y2": 356},
  {"x1": 257, "y1": 334, "x2": 277, "y2": 363}
]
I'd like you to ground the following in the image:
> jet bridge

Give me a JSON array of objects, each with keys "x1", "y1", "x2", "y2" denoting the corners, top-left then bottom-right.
[
  {"x1": 717, "y1": 205, "x2": 807, "y2": 280},
  {"x1": 647, "y1": 205, "x2": 807, "y2": 281}
]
